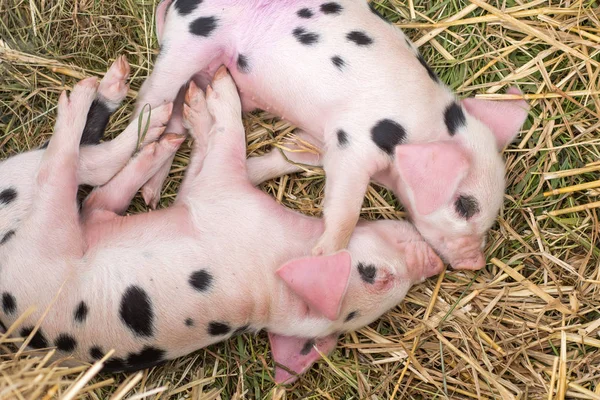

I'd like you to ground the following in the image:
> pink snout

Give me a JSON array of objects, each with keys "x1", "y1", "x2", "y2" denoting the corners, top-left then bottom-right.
[
  {"x1": 402, "y1": 241, "x2": 444, "y2": 281},
  {"x1": 445, "y1": 236, "x2": 486, "y2": 271}
]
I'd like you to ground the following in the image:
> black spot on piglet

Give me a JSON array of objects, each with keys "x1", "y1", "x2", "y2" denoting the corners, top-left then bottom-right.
[
  {"x1": 345, "y1": 311, "x2": 359, "y2": 322},
  {"x1": 0, "y1": 188, "x2": 17, "y2": 206},
  {"x1": 189, "y1": 269, "x2": 213, "y2": 292},
  {"x1": 293, "y1": 27, "x2": 319, "y2": 45},
  {"x1": 321, "y1": 2, "x2": 343, "y2": 14},
  {"x1": 175, "y1": 0, "x2": 203, "y2": 16},
  {"x1": 297, "y1": 8, "x2": 313, "y2": 18},
  {"x1": 237, "y1": 54, "x2": 250, "y2": 73},
  {"x1": 90, "y1": 346, "x2": 104, "y2": 360},
  {"x1": 126, "y1": 346, "x2": 166, "y2": 369},
  {"x1": 189, "y1": 16, "x2": 218, "y2": 37},
  {"x1": 2, "y1": 292, "x2": 16, "y2": 315},
  {"x1": 455, "y1": 195, "x2": 480, "y2": 220},
  {"x1": 337, "y1": 129, "x2": 349, "y2": 147},
  {"x1": 357, "y1": 263, "x2": 377, "y2": 284},
  {"x1": 1, "y1": 230, "x2": 15, "y2": 245},
  {"x1": 331, "y1": 56, "x2": 345, "y2": 70},
  {"x1": 208, "y1": 321, "x2": 231, "y2": 336},
  {"x1": 55, "y1": 334, "x2": 77, "y2": 352},
  {"x1": 80, "y1": 99, "x2": 112, "y2": 145},
  {"x1": 20, "y1": 326, "x2": 49, "y2": 349},
  {"x1": 347, "y1": 31, "x2": 373, "y2": 46},
  {"x1": 444, "y1": 102, "x2": 466, "y2": 136},
  {"x1": 74, "y1": 301, "x2": 88, "y2": 323},
  {"x1": 119, "y1": 286, "x2": 155, "y2": 337},
  {"x1": 371, "y1": 119, "x2": 406, "y2": 155},
  {"x1": 300, "y1": 339, "x2": 315, "y2": 355}
]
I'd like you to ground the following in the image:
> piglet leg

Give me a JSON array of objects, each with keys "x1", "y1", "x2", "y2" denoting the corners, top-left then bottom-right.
[
  {"x1": 82, "y1": 134, "x2": 184, "y2": 220},
  {"x1": 247, "y1": 130, "x2": 324, "y2": 186},
  {"x1": 30, "y1": 78, "x2": 97, "y2": 253}
]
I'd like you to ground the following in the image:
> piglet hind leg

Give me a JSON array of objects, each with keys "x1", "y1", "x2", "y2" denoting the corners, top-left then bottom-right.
[
  {"x1": 82, "y1": 134, "x2": 184, "y2": 222},
  {"x1": 30, "y1": 78, "x2": 98, "y2": 252}
]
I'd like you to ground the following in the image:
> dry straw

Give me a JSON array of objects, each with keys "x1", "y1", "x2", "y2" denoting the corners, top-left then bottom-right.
[{"x1": 1, "y1": 0, "x2": 599, "y2": 398}]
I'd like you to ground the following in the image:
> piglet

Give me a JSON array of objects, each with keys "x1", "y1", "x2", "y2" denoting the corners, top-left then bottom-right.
[
  {"x1": 135, "y1": 0, "x2": 529, "y2": 270},
  {"x1": 0, "y1": 67, "x2": 442, "y2": 383}
]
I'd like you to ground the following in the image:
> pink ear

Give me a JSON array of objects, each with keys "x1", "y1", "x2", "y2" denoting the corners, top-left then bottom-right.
[
  {"x1": 395, "y1": 141, "x2": 470, "y2": 215},
  {"x1": 277, "y1": 251, "x2": 351, "y2": 321},
  {"x1": 268, "y1": 333, "x2": 339, "y2": 384},
  {"x1": 155, "y1": 0, "x2": 173, "y2": 43},
  {"x1": 462, "y1": 86, "x2": 530, "y2": 150}
]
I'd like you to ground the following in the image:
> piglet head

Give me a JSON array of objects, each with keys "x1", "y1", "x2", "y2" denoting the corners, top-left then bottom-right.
[
  {"x1": 277, "y1": 220, "x2": 442, "y2": 330},
  {"x1": 393, "y1": 87, "x2": 529, "y2": 270}
]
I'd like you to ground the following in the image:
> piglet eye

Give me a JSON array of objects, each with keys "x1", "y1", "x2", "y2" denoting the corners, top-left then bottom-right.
[{"x1": 454, "y1": 195, "x2": 480, "y2": 220}]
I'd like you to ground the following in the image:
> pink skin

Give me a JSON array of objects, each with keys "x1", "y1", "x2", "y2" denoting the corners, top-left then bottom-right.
[
  {"x1": 0, "y1": 68, "x2": 441, "y2": 382},
  {"x1": 136, "y1": 0, "x2": 530, "y2": 270}
]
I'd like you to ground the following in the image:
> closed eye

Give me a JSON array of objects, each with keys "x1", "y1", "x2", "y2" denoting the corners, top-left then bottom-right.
[{"x1": 455, "y1": 195, "x2": 480, "y2": 220}]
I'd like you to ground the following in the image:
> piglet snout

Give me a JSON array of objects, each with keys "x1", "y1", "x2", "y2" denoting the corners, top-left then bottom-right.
[
  {"x1": 404, "y1": 241, "x2": 444, "y2": 282},
  {"x1": 445, "y1": 236, "x2": 486, "y2": 271}
]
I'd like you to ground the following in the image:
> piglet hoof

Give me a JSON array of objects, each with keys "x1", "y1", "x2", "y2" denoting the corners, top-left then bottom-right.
[
  {"x1": 136, "y1": 102, "x2": 174, "y2": 146},
  {"x1": 141, "y1": 183, "x2": 161, "y2": 210},
  {"x1": 205, "y1": 70, "x2": 242, "y2": 123},
  {"x1": 213, "y1": 65, "x2": 229, "y2": 81},
  {"x1": 56, "y1": 77, "x2": 99, "y2": 126},
  {"x1": 183, "y1": 82, "x2": 212, "y2": 136},
  {"x1": 98, "y1": 55, "x2": 130, "y2": 109}
]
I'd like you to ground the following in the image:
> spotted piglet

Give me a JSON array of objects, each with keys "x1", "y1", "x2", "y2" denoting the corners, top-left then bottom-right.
[
  {"x1": 0, "y1": 67, "x2": 442, "y2": 383},
  {"x1": 135, "y1": 0, "x2": 530, "y2": 270}
]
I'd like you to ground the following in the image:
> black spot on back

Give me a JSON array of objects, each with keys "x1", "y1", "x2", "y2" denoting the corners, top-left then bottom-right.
[
  {"x1": 126, "y1": 346, "x2": 166, "y2": 369},
  {"x1": 455, "y1": 195, "x2": 480, "y2": 220},
  {"x1": 74, "y1": 301, "x2": 88, "y2": 323},
  {"x1": 208, "y1": 321, "x2": 231, "y2": 336},
  {"x1": 2, "y1": 293, "x2": 16, "y2": 315},
  {"x1": 103, "y1": 357, "x2": 126, "y2": 371},
  {"x1": 357, "y1": 263, "x2": 377, "y2": 284},
  {"x1": 444, "y1": 102, "x2": 466, "y2": 136},
  {"x1": 174, "y1": 0, "x2": 203, "y2": 15},
  {"x1": 20, "y1": 326, "x2": 49, "y2": 349},
  {"x1": 189, "y1": 16, "x2": 218, "y2": 37},
  {"x1": 297, "y1": 8, "x2": 313, "y2": 18},
  {"x1": 90, "y1": 346, "x2": 104, "y2": 360},
  {"x1": 80, "y1": 99, "x2": 112, "y2": 145},
  {"x1": 0, "y1": 188, "x2": 17, "y2": 205},
  {"x1": 331, "y1": 55, "x2": 345, "y2": 70},
  {"x1": 300, "y1": 339, "x2": 315, "y2": 355},
  {"x1": 337, "y1": 130, "x2": 349, "y2": 147},
  {"x1": 345, "y1": 311, "x2": 359, "y2": 322},
  {"x1": 237, "y1": 54, "x2": 250, "y2": 73},
  {"x1": 417, "y1": 54, "x2": 439, "y2": 83},
  {"x1": 371, "y1": 119, "x2": 406, "y2": 155},
  {"x1": 55, "y1": 334, "x2": 77, "y2": 352},
  {"x1": 293, "y1": 27, "x2": 319, "y2": 45},
  {"x1": 0, "y1": 230, "x2": 15, "y2": 245},
  {"x1": 369, "y1": 2, "x2": 388, "y2": 22},
  {"x1": 119, "y1": 286, "x2": 154, "y2": 337},
  {"x1": 347, "y1": 31, "x2": 373, "y2": 46},
  {"x1": 320, "y1": 2, "x2": 343, "y2": 14},
  {"x1": 185, "y1": 318, "x2": 194, "y2": 327},
  {"x1": 189, "y1": 269, "x2": 213, "y2": 292}
]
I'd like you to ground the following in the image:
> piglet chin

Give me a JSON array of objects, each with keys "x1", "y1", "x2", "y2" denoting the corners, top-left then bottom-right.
[{"x1": 450, "y1": 252, "x2": 486, "y2": 271}]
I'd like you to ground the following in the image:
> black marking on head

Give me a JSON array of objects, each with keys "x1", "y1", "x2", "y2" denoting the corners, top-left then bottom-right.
[
  {"x1": 337, "y1": 129, "x2": 349, "y2": 147},
  {"x1": 331, "y1": 55, "x2": 345, "y2": 70},
  {"x1": 2, "y1": 293, "x2": 16, "y2": 315},
  {"x1": 297, "y1": 8, "x2": 313, "y2": 18},
  {"x1": 320, "y1": 2, "x2": 343, "y2": 14},
  {"x1": 74, "y1": 301, "x2": 88, "y2": 323},
  {"x1": 189, "y1": 269, "x2": 213, "y2": 292},
  {"x1": 371, "y1": 119, "x2": 407, "y2": 155},
  {"x1": 347, "y1": 31, "x2": 373, "y2": 46},
  {"x1": 0, "y1": 188, "x2": 17, "y2": 206},
  {"x1": 237, "y1": 54, "x2": 250, "y2": 73},
  {"x1": 55, "y1": 334, "x2": 77, "y2": 352},
  {"x1": 455, "y1": 195, "x2": 480, "y2": 220},
  {"x1": 174, "y1": 0, "x2": 203, "y2": 15},
  {"x1": 369, "y1": 2, "x2": 388, "y2": 22},
  {"x1": 444, "y1": 102, "x2": 466, "y2": 136},
  {"x1": 185, "y1": 318, "x2": 194, "y2": 327},
  {"x1": 417, "y1": 54, "x2": 439, "y2": 83},
  {"x1": 300, "y1": 339, "x2": 315, "y2": 356},
  {"x1": 119, "y1": 286, "x2": 154, "y2": 337},
  {"x1": 20, "y1": 326, "x2": 49, "y2": 349},
  {"x1": 0, "y1": 230, "x2": 15, "y2": 245},
  {"x1": 104, "y1": 357, "x2": 126, "y2": 371},
  {"x1": 189, "y1": 16, "x2": 218, "y2": 37},
  {"x1": 80, "y1": 99, "x2": 112, "y2": 145},
  {"x1": 293, "y1": 27, "x2": 319, "y2": 45},
  {"x1": 233, "y1": 325, "x2": 250, "y2": 336},
  {"x1": 357, "y1": 263, "x2": 377, "y2": 284},
  {"x1": 126, "y1": 346, "x2": 166, "y2": 369},
  {"x1": 208, "y1": 321, "x2": 231, "y2": 336},
  {"x1": 90, "y1": 346, "x2": 104, "y2": 360},
  {"x1": 345, "y1": 311, "x2": 359, "y2": 322}
]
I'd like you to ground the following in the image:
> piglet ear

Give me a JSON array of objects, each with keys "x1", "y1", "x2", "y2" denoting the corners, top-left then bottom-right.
[
  {"x1": 395, "y1": 141, "x2": 470, "y2": 216},
  {"x1": 155, "y1": 0, "x2": 173, "y2": 43},
  {"x1": 268, "y1": 333, "x2": 339, "y2": 384},
  {"x1": 462, "y1": 86, "x2": 530, "y2": 150},
  {"x1": 277, "y1": 251, "x2": 351, "y2": 321}
]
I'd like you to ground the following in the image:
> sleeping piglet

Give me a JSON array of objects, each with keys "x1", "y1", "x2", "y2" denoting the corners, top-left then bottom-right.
[
  {"x1": 0, "y1": 66, "x2": 442, "y2": 383},
  {"x1": 134, "y1": 0, "x2": 529, "y2": 271}
]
